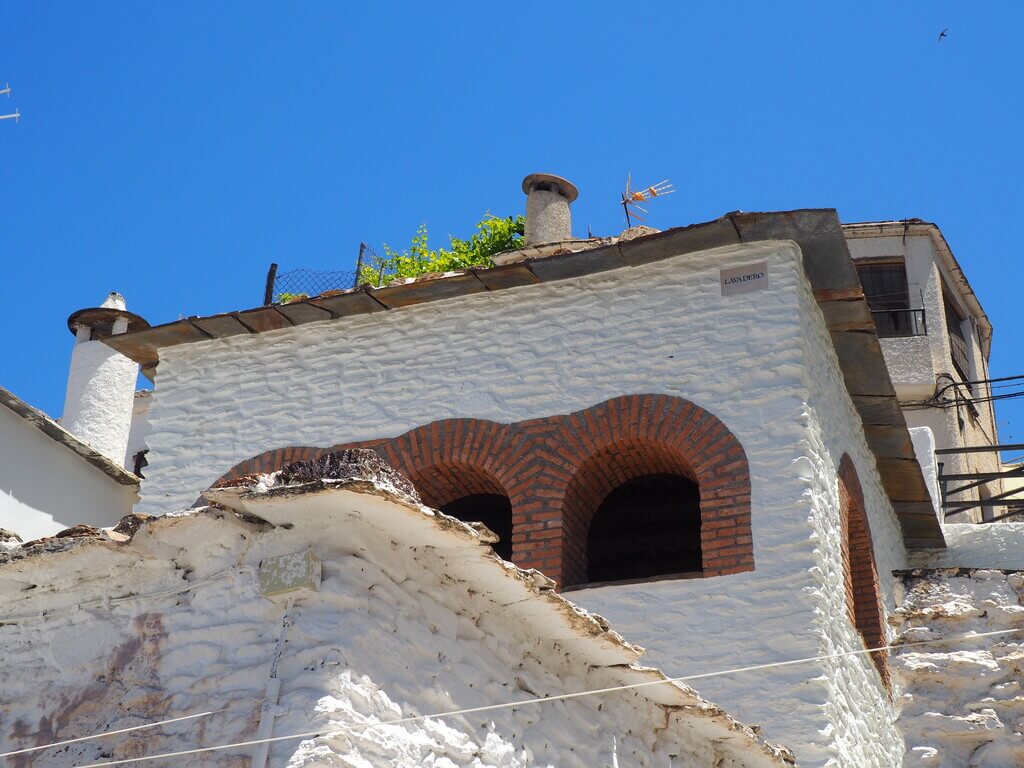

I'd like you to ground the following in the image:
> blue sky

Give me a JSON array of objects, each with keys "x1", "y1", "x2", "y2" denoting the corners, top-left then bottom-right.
[{"x1": 2, "y1": 2, "x2": 1022, "y2": 443}]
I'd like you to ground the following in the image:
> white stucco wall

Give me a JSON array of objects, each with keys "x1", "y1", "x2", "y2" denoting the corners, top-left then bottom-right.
[
  {"x1": 0, "y1": 405, "x2": 138, "y2": 540},
  {"x1": 62, "y1": 337, "x2": 139, "y2": 467},
  {"x1": 139, "y1": 240, "x2": 907, "y2": 766},
  {"x1": 123, "y1": 390, "x2": 153, "y2": 470},
  {"x1": 908, "y1": 523, "x2": 1024, "y2": 570}
]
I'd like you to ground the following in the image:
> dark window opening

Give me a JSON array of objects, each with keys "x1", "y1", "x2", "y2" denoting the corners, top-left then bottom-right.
[
  {"x1": 586, "y1": 473, "x2": 701, "y2": 584},
  {"x1": 944, "y1": 296, "x2": 971, "y2": 383},
  {"x1": 857, "y1": 264, "x2": 910, "y2": 311},
  {"x1": 440, "y1": 494, "x2": 513, "y2": 561},
  {"x1": 857, "y1": 263, "x2": 925, "y2": 337}
]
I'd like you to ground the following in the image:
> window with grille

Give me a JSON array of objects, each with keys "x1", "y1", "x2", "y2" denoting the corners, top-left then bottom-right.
[
  {"x1": 944, "y1": 295, "x2": 970, "y2": 382},
  {"x1": 856, "y1": 262, "x2": 925, "y2": 337}
]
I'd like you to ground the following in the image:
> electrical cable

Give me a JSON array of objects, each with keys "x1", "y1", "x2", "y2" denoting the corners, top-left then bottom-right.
[
  {"x1": 0, "y1": 703, "x2": 263, "y2": 759},
  {"x1": 30, "y1": 625, "x2": 1024, "y2": 768}
]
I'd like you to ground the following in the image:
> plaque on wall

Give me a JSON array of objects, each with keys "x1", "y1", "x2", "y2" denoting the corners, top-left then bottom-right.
[{"x1": 720, "y1": 262, "x2": 769, "y2": 296}]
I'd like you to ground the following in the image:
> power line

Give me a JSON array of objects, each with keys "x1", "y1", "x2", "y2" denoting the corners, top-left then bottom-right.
[
  {"x1": 0, "y1": 704, "x2": 261, "y2": 759},
  {"x1": 28, "y1": 625, "x2": 1022, "y2": 768}
]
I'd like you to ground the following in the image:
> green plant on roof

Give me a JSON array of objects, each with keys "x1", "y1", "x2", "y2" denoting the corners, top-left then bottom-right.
[
  {"x1": 277, "y1": 292, "x2": 309, "y2": 304},
  {"x1": 358, "y1": 214, "x2": 525, "y2": 287}
]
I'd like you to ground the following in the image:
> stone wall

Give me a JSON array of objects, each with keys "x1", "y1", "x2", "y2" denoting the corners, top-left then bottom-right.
[{"x1": 891, "y1": 568, "x2": 1024, "y2": 767}]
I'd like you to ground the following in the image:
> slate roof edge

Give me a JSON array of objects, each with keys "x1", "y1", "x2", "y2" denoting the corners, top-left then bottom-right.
[{"x1": 0, "y1": 386, "x2": 140, "y2": 488}]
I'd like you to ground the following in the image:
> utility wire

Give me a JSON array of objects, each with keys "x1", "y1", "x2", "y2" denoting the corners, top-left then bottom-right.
[
  {"x1": 47, "y1": 625, "x2": 1024, "y2": 768},
  {"x1": 0, "y1": 704, "x2": 260, "y2": 759}
]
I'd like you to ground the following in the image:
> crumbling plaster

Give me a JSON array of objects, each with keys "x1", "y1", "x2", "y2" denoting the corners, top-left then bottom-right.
[
  {"x1": 891, "y1": 568, "x2": 1024, "y2": 767},
  {"x1": 0, "y1": 475, "x2": 788, "y2": 768}
]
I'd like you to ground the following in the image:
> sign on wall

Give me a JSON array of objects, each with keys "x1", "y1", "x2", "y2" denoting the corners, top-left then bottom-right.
[{"x1": 720, "y1": 262, "x2": 769, "y2": 296}]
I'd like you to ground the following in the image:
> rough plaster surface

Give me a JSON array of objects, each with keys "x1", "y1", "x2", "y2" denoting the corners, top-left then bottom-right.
[
  {"x1": 0, "y1": 405, "x2": 137, "y2": 540},
  {"x1": 908, "y1": 524, "x2": 1024, "y2": 570},
  {"x1": 123, "y1": 391, "x2": 152, "y2": 470},
  {"x1": 62, "y1": 339, "x2": 138, "y2": 467},
  {"x1": 0, "y1": 484, "x2": 787, "y2": 768},
  {"x1": 910, "y1": 427, "x2": 940, "y2": 518},
  {"x1": 140, "y1": 241, "x2": 905, "y2": 766},
  {"x1": 524, "y1": 189, "x2": 572, "y2": 245},
  {"x1": 891, "y1": 568, "x2": 1024, "y2": 767}
]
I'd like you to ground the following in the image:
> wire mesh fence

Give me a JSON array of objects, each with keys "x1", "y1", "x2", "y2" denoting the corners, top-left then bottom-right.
[
  {"x1": 263, "y1": 244, "x2": 373, "y2": 304},
  {"x1": 270, "y1": 268, "x2": 358, "y2": 302}
]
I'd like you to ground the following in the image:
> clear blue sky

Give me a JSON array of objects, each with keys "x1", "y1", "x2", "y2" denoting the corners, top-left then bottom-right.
[{"x1": 2, "y1": 2, "x2": 1022, "y2": 443}]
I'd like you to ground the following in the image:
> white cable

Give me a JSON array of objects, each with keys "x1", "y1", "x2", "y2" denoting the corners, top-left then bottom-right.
[
  {"x1": 0, "y1": 708, "x2": 240, "y2": 758},
  {"x1": 66, "y1": 626, "x2": 1024, "y2": 768}
]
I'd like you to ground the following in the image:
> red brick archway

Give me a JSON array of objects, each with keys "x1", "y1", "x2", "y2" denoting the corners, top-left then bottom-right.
[
  {"x1": 839, "y1": 454, "x2": 890, "y2": 688},
  {"x1": 213, "y1": 395, "x2": 753, "y2": 587}
]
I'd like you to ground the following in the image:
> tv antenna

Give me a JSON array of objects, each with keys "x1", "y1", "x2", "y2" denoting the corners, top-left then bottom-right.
[
  {"x1": 1, "y1": 83, "x2": 20, "y2": 123},
  {"x1": 621, "y1": 174, "x2": 674, "y2": 227}
]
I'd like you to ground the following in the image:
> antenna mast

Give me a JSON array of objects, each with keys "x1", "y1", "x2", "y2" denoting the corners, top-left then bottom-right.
[
  {"x1": 621, "y1": 175, "x2": 675, "y2": 227},
  {"x1": 1, "y1": 83, "x2": 20, "y2": 122}
]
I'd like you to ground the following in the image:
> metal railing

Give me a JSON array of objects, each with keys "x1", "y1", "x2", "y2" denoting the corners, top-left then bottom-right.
[
  {"x1": 872, "y1": 308, "x2": 927, "y2": 338},
  {"x1": 936, "y1": 443, "x2": 1024, "y2": 522}
]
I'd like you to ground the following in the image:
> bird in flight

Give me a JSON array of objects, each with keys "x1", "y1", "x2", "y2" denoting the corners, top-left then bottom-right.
[{"x1": 938, "y1": 28, "x2": 949, "y2": 41}]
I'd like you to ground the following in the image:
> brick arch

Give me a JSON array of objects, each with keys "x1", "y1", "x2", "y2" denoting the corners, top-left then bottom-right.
[
  {"x1": 210, "y1": 395, "x2": 752, "y2": 588},
  {"x1": 838, "y1": 454, "x2": 890, "y2": 689},
  {"x1": 551, "y1": 395, "x2": 752, "y2": 586},
  {"x1": 381, "y1": 419, "x2": 516, "y2": 508}
]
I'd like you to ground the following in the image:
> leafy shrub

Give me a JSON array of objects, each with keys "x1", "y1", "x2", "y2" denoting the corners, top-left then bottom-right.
[{"x1": 359, "y1": 214, "x2": 524, "y2": 286}]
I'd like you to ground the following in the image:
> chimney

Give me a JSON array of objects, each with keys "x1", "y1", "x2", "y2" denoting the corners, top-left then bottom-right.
[
  {"x1": 63, "y1": 292, "x2": 149, "y2": 468},
  {"x1": 522, "y1": 173, "x2": 578, "y2": 246}
]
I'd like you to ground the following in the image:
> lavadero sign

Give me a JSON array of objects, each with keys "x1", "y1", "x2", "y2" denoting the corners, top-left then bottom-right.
[{"x1": 720, "y1": 261, "x2": 769, "y2": 296}]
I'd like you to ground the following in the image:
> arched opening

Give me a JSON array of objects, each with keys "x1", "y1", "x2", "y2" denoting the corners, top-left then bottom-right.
[
  {"x1": 587, "y1": 473, "x2": 701, "y2": 583},
  {"x1": 440, "y1": 494, "x2": 513, "y2": 560},
  {"x1": 838, "y1": 455, "x2": 890, "y2": 689},
  {"x1": 410, "y1": 463, "x2": 514, "y2": 562},
  {"x1": 562, "y1": 438, "x2": 704, "y2": 586}
]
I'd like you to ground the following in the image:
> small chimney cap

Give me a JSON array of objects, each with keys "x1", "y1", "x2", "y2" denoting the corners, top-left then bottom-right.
[
  {"x1": 67, "y1": 292, "x2": 149, "y2": 337},
  {"x1": 522, "y1": 173, "x2": 579, "y2": 202}
]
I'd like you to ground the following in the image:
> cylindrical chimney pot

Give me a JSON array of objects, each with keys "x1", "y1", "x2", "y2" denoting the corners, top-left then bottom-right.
[
  {"x1": 522, "y1": 173, "x2": 578, "y2": 246},
  {"x1": 63, "y1": 292, "x2": 148, "y2": 468}
]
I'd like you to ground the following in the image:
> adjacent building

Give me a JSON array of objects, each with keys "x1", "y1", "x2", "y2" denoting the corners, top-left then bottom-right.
[{"x1": 844, "y1": 221, "x2": 1005, "y2": 522}]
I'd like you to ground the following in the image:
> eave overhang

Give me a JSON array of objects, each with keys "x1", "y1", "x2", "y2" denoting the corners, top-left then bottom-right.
[{"x1": 102, "y1": 209, "x2": 945, "y2": 547}]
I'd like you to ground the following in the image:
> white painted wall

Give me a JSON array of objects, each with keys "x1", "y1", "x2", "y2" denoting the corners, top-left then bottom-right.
[
  {"x1": 62, "y1": 336, "x2": 139, "y2": 467},
  {"x1": 140, "y1": 240, "x2": 906, "y2": 766},
  {"x1": 0, "y1": 404, "x2": 137, "y2": 540},
  {"x1": 124, "y1": 390, "x2": 153, "y2": 470}
]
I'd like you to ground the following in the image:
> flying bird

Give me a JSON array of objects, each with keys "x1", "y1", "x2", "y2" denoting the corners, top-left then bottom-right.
[{"x1": 938, "y1": 28, "x2": 949, "y2": 41}]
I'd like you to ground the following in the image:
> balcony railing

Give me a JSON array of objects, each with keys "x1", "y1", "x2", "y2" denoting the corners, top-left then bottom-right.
[{"x1": 872, "y1": 308, "x2": 927, "y2": 338}]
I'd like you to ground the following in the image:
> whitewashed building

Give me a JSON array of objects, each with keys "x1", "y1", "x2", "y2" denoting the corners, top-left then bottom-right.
[
  {"x1": 0, "y1": 293, "x2": 147, "y2": 540},
  {"x1": 4, "y1": 177, "x2": 1023, "y2": 767}
]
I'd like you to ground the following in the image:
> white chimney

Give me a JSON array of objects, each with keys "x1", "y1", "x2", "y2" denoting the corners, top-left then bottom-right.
[
  {"x1": 62, "y1": 292, "x2": 148, "y2": 468},
  {"x1": 522, "y1": 173, "x2": 578, "y2": 246}
]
